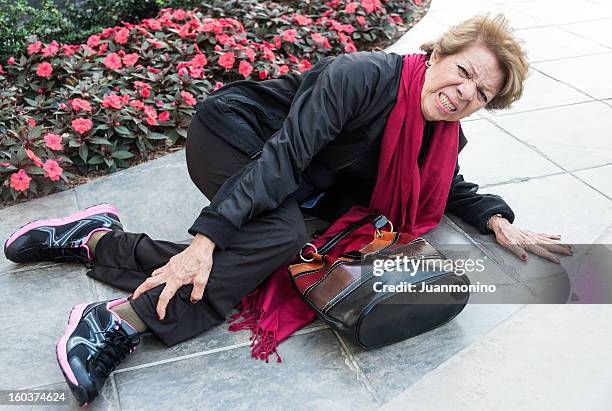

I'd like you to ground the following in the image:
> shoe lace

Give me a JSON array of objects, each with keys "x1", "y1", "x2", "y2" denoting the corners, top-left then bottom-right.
[
  {"x1": 91, "y1": 325, "x2": 139, "y2": 378},
  {"x1": 41, "y1": 240, "x2": 94, "y2": 268}
]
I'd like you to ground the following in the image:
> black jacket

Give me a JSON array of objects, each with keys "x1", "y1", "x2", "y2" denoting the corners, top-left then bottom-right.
[{"x1": 191, "y1": 51, "x2": 514, "y2": 249}]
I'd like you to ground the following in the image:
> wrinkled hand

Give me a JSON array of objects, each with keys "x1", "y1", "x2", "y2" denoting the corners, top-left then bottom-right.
[
  {"x1": 133, "y1": 234, "x2": 215, "y2": 320},
  {"x1": 488, "y1": 215, "x2": 572, "y2": 264}
]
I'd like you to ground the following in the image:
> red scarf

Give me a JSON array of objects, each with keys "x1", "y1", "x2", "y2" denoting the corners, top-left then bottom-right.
[{"x1": 228, "y1": 53, "x2": 459, "y2": 362}]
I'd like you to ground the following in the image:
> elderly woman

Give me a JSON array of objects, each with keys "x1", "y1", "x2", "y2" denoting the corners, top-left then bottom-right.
[{"x1": 4, "y1": 14, "x2": 571, "y2": 405}]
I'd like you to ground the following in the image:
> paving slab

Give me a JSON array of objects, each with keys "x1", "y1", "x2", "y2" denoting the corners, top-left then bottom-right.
[
  {"x1": 21, "y1": 380, "x2": 119, "y2": 411},
  {"x1": 0, "y1": 190, "x2": 78, "y2": 274},
  {"x1": 429, "y1": 3, "x2": 547, "y2": 29},
  {"x1": 458, "y1": 119, "x2": 562, "y2": 186},
  {"x1": 379, "y1": 305, "x2": 612, "y2": 411},
  {"x1": 479, "y1": 69, "x2": 592, "y2": 118},
  {"x1": 514, "y1": 26, "x2": 609, "y2": 62},
  {"x1": 0, "y1": 264, "x2": 95, "y2": 389},
  {"x1": 509, "y1": 0, "x2": 612, "y2": 25},
  {"x1": 573, "y1": 164, "x2": 612, "y2": 199},
  {"x1": 453, "y1": 173, "x2": 612, "y2": 244},
  {"x1": 489, "y1": 101, "x2": 612, "y2": 170},
  {"x1": 75, "y1": 151, "x2": 208, "y2": 243},
  {"x1": 341, "y1": 303, "x2": 523, "y2": 402},
  {"x1": 384, "y1": 18, "x2": 448, "y2": 55},
  {"x1": 114, "y1": 329, "x2": 378, "y2": 411},
  {"x1": 534, "y1": 53, "x2": 612, "y2": 100},
  {"x1": 562, "y1": 18, "x2": 612, "y2": 48}
]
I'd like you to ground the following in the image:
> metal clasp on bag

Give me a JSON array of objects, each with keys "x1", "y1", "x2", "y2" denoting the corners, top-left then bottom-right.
[
  {"x1": 374, "y1": 216, "x2": 394, "y2": 239},
  {"x1": 299, "y1": 242, "x2": 318, "y2": 262}
]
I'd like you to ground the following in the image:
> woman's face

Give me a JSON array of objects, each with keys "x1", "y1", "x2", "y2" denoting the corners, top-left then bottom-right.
[{"x1": 421, "y1": 42, "x2": 505, "y2": 122}]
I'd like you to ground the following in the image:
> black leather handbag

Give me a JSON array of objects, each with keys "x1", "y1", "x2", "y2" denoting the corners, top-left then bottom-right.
[{"x1": 289, "y1": 214, "x2": 470, "y2": 348}]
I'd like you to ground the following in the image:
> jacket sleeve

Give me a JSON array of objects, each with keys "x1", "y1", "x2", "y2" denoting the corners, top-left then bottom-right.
[
  {"x1": 189, "y1": 52, "x2": 391, "y2": 249},
  {"x1": 445, "y1": 127, "x2": 515, "y2": 234}
]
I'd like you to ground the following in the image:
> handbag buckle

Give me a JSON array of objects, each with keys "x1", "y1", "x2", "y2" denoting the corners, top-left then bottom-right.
[
  {"x1": 375, "y1": 218, "x2": 394, "y2": 238},
  {"x1": 299, "y1": 242, "x2": 318, "y2": 262}
]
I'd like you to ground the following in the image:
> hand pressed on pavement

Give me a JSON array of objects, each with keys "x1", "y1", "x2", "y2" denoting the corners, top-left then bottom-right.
[
  {"x1": 488, "y1": 215, "x2": 572, "y2": 264},
  {"x1": 132, "y1": 233, "x2": 216, "y2": 320}
]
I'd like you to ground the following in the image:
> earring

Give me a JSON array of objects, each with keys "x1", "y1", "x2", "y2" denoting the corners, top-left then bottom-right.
[{"x1": 425, "y1": 60, "x2": 431, "y2": 68}]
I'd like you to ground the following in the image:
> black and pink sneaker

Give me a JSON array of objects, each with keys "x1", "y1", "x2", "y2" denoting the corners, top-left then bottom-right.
[
  {"x1": 3, "y1": 204, "x2": 122, "y2": 264},
  {"x1": 56, "y1": 299, "x2": 140, "y2": 407}
]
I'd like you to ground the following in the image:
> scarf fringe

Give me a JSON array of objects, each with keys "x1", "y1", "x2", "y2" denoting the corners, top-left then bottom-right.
[{"x1": 228, "y1": 293, "x2": 282, "y2": 363}]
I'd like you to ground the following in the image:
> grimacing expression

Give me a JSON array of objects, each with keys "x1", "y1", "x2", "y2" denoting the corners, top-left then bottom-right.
[{"x1": 420, "y1": 41, "x2": 505, "y2": 122}]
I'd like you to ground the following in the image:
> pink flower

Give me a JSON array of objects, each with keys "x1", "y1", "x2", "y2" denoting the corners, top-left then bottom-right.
[
  {"x1": 393, "y1": 15, "x2": 403, "y2": 24},
  {"x1": 212, "y1": 81, "x2": 224, "y2": 92},
  {"x1": 70, "y1": 98, "x2": 92, "y2": 112},
  {"x1": 0, "y1": 64, "x2": 4, "y2": 75},
  {"x1": 141, "y1": 88, "x2": 151, "y2": 98},
  {"x1": 180, "y1": 91, "x2": 197, "y2": 106},
  {"x1": 130, "y1": 100, "x2": 145, "y2": 110},
  {"x1": 25, "y1": 149, "x2": 43, "y2": 167},
  {"x1": 356, "y1": 16, "x2": 366, "y2": 25},
  {"x1": 178, "y1": 67, "x2": 188, "y2": 77},
  {"x1": 143, "y1": 106, "x2": 157, "y2": 119},
  {"x1": 146, "y1": 116, "x2": 158, "y2": 126},
  {"x1": 10, "y1": 169, "x2": 31, "y2": 192},
  {"x1": 43, "y1": 159, "x2": 63, "y2": 181},
  {"x1": 259, "y1": 70, "x2": 268, "y2": 80},
  {"x1": 244, "y1": 47, "x2": 256, "y2": 62},
  {"x1": 114, "y1": 28, "x2": 129, "y2": 44},
  {"x1": 87, "y1": 35, "x2": 101, "y2": 47},
  {"x1": 102, "y1": 93, "x2": 124, "y2": 110},
  {"x1": 238, "y1": 60, "x2": 253, "y2": 78},
  {"x1": 345, "y1": 2, "x2": 359, "y2": 13},
  {"x1": 345, "y1": 42, "x2": 357, "y2": 53},
  {"x1": 190, "y1": 54, "x2": 207, "y2": 68},
  {"x1": 218, "y1": 51, "x2": 235, "y2": 69},
  {"x1": 311, "y1": 33, "x2": 332, "y2": 49},
  {"x1": 327, "y1": 0, "x2": 339, "y2": 7},
  {"x1": 36, "y1": 62, "x2": 53, "y2": 78},
  {"x1": 27, "y1": 118, "x2": 36, "y2": 128},
  {"x1": 173, "y1": 9, "x2": 187, "y2": 21},
  {"x1": 123, "y1": 53, "x2": 139, "y2": 67},
  {"x1": 58, "y1": 103, "x2": 67, "y2": 110},
  {"x1": 189, "y1": 67, "x2": 203, "y2": 78},
  {"x1": 263, "y1": 48, "x2": 276, "y2": 62},
  {"x1": 159, "y1": 111, "x2": 170, "y2": 122},
  {"x1": 7, "y1": 56, "x2": 15, "y2": 65},
  {"x1": 63, "y1": 45, "x2": 77, "y2": 57},
  {"x1": 44, "y1": 133, "x2": 63, "y2": 151},
  {"x1": 97, "y1": 43, "x2": 108, "y2": 56},
  {"x1": 145, "y1": 19, "x2": 162, "y2": 31},
  {"x1": 281, "y1": 29, "x2": 297, "y2": 43},
  {"x1": 27, "y1": 41, "x2": 42, "y2": 55},
  {"x1": 103, "y1": 53, "x2": 122, "y2": 70},
  {"x1": 0, "y1": 162, "x2": 11, "y2": 168},
  {"x1": 293, "y1": 14, "x2": 312, "y2": 25},
  {"x1": 360, "y1": 0, "x2": 380, "y2": 14},
  {"x1": 147, "y1": 66, "x2": 161, "y2": 73},
  {"x1": 42, "y1": 41, "x2": 60, "y2": 57},
  {"x1": 72, "y1": 118, "x2": 93, "y2": 135},
  {"x1": 279, "y1": 65, "x2": 289, "y2": 75},
  {"x1": 299, "y1": 59, "x2": 312, "y2": 72}
]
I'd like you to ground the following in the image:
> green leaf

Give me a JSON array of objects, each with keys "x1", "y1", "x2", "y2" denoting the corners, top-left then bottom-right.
[
  {"x1": 68, "y1": 139, "x2": 81, "y2": 148},
  {"x1": 88, "y1": 137, "x2": 112, "y2": 145},
  {"x1": 87, "y1": 155, "x2": 104, "y2": 165},
  {"x1": 110, "y1": 151, "x2": 134, "y2": 160},
  {"x1": 114, "y1": 126, "x2": 131, "y2": 136},
  {"x1": 148, "y1": 132, "x2": 167, "y2": 140},
  {"x1": 175, "y1": 128, "x2": 188, "y2": 138},
  {"x1": 79, "y1": 144, "x2": 88, "y2": 162}
]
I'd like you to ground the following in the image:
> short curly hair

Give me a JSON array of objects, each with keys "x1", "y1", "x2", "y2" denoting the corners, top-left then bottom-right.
[{"x1": 420, "y1": 13, "x2": 529, "y2": 110}]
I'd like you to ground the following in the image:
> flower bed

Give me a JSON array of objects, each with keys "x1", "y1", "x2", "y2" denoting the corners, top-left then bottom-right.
[{"x1": 0, "y1": 0, "x2": 426, "y2": 202}]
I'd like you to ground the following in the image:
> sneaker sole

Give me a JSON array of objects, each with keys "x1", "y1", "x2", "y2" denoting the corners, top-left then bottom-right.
[
  {"x1": 4, "y1": 204, "x2": 119, "y2": 250},
  {"x1": 56, "y1": 303, "x2": 90, "y2": 406}
]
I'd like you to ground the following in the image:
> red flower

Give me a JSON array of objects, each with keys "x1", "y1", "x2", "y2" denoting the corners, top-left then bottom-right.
[
  {"x1": 130, "y1": 100, "x2": 145, "y2": 110},
  {"x1": 44, "y1": 133, "x2": 63, "y2": 151},
  {"x1": 360, "y1": 0, "x2": 381, "y2": 14},
  {"x1": 123, "y1": 53, "x2": 139, "y2": 67},
  {"x1": 103, "y1": 53, "x2": 122, "y2": 70},
  {"x1": 281, "y1": 29, "x2": 297, "y2": 43},
  {"x1": 345, "y1": 2, "x2": 359, "y2": 13},
  {"x1": 299, "y1": 60, "x2": 312, "y2": 72},
  {"x1": 36, "y1": 62, "x2": 53, "y2": 78},
  {"x1": 10, "y1": 169, "x2": 31, "y2": 192},
  {"x1": 274, "y1": 35, "x2": 281, "y2": 49},
  {"x1": 311, "y1": 33, "x2": 332, "y2": 49},
  {"x1": 238, "y1": 60, "x2": 253, "y2": 78},
  {"x1": 7, "y1": 56, "x2": 15, "y2": 65},
  {"x1": 27, "y1": 118, "x2": 36, "y2": 128},
  {"x1": 145, "y1": 19, "x2": 162, "y2": 31},
  {"x1": 147, "y1": 66, "x2": 161, "y2": 73},
  {"x1": 58, "y1": 103, "x2": 67, "y2": 110},
  {"x1": 180, "y1": 91, "x2": 197, "y2": 106},
  {"x1": 141, "y1": 88, "x2": 151, "y2": 98},
  {"x1": 42, "y1": 41, "x2": 60, "y2": 57},
  {"x1": 43, "y1": 159, "x2": 63, "y2": 181},
  {"x1": 259, "y1": 70, "x2": 268, "y2": 80},
  {"x1": 70, "y1": 98, "x2": 92, "y2": 112},
  {"x1": 263, "y1": 48, "x2": 276, "y2": 62},
  {"x1": 244, "y1": 47, "x2": 256, "y2": 62},
  {"x1": 293, "y1": 14, "x2": 313, "y2": 25},
  {"x1": 345, "y1": 42, "x2": 357, "y2": 53},
  {"x1": 322, "y1": 10, "x2": 334, "y2": 18},
  {"x1": 97, "y1": 43, "x2": 108, "y2": 56},
  {"x1": 143, "y1": 106, "x2": 157, "y2": 119},
  {"x1": 25, "y1": 149, "x2": 43, "y2": 167},
  {"x1": 102, "y1": 93, "x2": 124, "y2": 110},
  {"x1": 63, "y1": 45, "x2": 77, "y2": 57},
  {"x1": 87, "y1": 35, "x2": 101, "y2": 47},
  {"x1": 173, "y1": 9, "x2": 187, "y2": 21},
  {"x1": 133, "y1": 81, "x2": 151, "y2": 90},
  {"x1": 159, "y1": 111, "x2": 170, "y2": 122},
  {"x1": 356, "y1": 16, "x2": 366, "y2": 25},
  {"x1": 146, "y1": 116, "x2": 158, "y2": 126},
  {"x1": 178, "y1": 67, "x2": 188, "y2": 77},
  {"x1": 189, "y1": 67, "x2": 203, "y2": 78},
  {"x1": 72, "y1": 118, "x2": 93, "y2": 135},
  {"x1": 279, "y1": 65, "x2": 289, "y2": 75},
  {"x1": 27, "y1": 41, "x2": 42, "y2": 55},
  {"x1": 218, "y1": 52, "x2": 235, "y2": 69},
  {"x1": 0, "y1": 64, "x2": 4, "y2": 75},
  {"x1": 149, "y1": 39, "x2": 164, "y2": 49},
  {"x1": 190, "y1": 54, "x2": 208, "y2": 68},
  {"x1": 114, "y1": 28, "x2": 129, "y2": 44}
]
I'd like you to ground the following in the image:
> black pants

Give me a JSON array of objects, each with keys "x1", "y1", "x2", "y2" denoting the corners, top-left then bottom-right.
[{"x1": 88, "y1": 114, "x2": 319, "y2": 346}]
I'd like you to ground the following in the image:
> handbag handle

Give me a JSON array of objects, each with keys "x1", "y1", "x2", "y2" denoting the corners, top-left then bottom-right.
[{"x1": 299, "y1": 214, "x2": 392, "y2": 262}]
